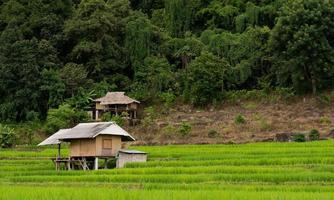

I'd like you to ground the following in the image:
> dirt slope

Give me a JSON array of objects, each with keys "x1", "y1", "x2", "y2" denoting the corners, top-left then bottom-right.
[{"x1": 129, "y1": 96, "x2": 334, "y2": 145}]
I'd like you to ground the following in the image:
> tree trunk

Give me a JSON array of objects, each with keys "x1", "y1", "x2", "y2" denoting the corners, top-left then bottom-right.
[
  {"x1": 181, "y1": 56, "x2": 189, "y2": 68},
  {"x1": 311, "y1": 76, "x2": 316, "y2": 95}
]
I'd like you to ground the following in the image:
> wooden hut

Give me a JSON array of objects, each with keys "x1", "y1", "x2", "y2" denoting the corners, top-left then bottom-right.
[
  {"x1": 38, "y1": 122, "x2": 136, "y2": 170},
  {"x1": 93, "y1": 92, "x2": 140, "y2": 121},
  {"x1": 116, "y1": 150, "x2": 147, "y2": 168}
]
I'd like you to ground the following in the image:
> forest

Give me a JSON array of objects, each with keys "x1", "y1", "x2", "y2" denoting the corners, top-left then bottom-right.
[{"x1": 0, "y1": 0, "x2": 333, "y2": 124}]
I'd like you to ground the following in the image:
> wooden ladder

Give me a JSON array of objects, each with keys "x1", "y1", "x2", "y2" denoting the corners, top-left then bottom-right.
[{"x1": 79, "y1": 158, "x2": 89, "y2": 170}]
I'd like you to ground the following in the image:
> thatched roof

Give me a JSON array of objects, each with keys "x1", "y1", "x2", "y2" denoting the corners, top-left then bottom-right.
[
  {"x1": 38, "y1": 122, "x2": 135, "y2": 146},
  {"x1": 94, "y1": 92, "x2": 140, "y2": 105}
]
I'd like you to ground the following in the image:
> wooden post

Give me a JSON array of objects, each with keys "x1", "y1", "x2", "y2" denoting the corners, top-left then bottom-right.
[
  {"x1": 67, "y1": 158, "x2": 71, "y2": 171},
  {"x1": 104, "y1": 158, "x2": 108, "y2": 169},
  {"x1": 96, "y1": 110, "x2": 99, "y2": 120},
  {"x1": 57, "y1": 143, "x2": 61, "y2": 159},
  {"x1": 94, "y1": 157, "x2": 99, "y2": 170}
]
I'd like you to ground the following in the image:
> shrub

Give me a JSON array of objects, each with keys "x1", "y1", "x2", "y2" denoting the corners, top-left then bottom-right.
[
  {"x1": 309, "y1": 129, "x2": 320, "y2": 141},
  {"x1": 159, "y1": 92, "x2": 176, "y2": 108},
  {"x1": 101, "y1": 113, "x2": 125, "y2": 126},
  {"x1": 25, "y1": 111, "x2": 40, "y2": 122},
  {"x1": 179, "y1": 122, "x2": 192, "y2": 136},
  {"x1": 142, "y1": 107, "x2": 158, "y2": 128},
  {"x1": 208, "y1": 129, "x2": 218, "y2": 138},
  {"x1": 317, "y1": 94, "x2": 331, "y2": 105},
  {"x1": 111, "y1": 115, "x2": 125, "y2": 126},
  {"x1": 162, "y1": 124, "x2": 177, "y2": 136},
  {"x1": 259, "y1": 119, "x2": 273, "y2": 131},
  {"x1": 320, "y1": 116, "x2": 330, "y2": 124},
  {"x1": 44, "y1": 104, "x2": 89, "y2": 134},
  {"x1": 101, "y1": 112, "x2": 112, "y2": 122},
  {"x1": 275, "y1": 87, "x2": 295, "y2": 101},
  {"x1": 292, "y1": 133, "x2": 306, "y2": 142},
  {"x1": 0, "y1": 124, "x2": 16, "y2": 148},
  {"x1": 234, "y1": 114, "x2": 246, "y2": 125}
]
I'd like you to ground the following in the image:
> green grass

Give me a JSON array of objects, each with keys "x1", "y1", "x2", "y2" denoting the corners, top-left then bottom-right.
[{"x1": 1, "y1": 140, "x2": 334, "y2": 199}]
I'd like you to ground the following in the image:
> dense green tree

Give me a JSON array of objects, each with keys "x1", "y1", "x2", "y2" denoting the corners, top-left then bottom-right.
[
  {"x1": 185, "y1": 52, "x2": 230, "y2": 105},
  {"x1": 60, "y1": 63, "x2": 89, "y2": 96},
  {"x1": 201, "y1": 27, "x2": 271, "y2": 89},
  {"x1": 129, "y1": 0, "x2": 164, "y2": 16},
  {"x1": 131, "y1": 56, "x2": 175, "y2": 101},
  {"x1": 162, "y1": 36, "x2": 204, "y2": 68},
  {"x1": 0, "y1": 38, "x2": 59, "y2": 121},
  {"x1": 125, "y1": 12, "x2": 162, "y2": 75},
  {"x1": 44, "y1": 104, "x2": 89, "y2": 134},
  {"x1": 165, "y1": 0, "x2": 200, "y2": 37},
  {"x1": 0, "y1": 0, "x2": 333, "y2": 125},
  {"x1": 64, "y1": 0, "x2": 130, "y2": 79},
  {"x1": 270, "y1": 0, "x2": 334, "y2": 94}
]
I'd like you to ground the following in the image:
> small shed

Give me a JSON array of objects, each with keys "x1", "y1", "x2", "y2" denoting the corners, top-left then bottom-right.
[
  {"x1": 116, "y1": 150, "x2": 147, "y2": 168},
  {"x1": 38, "y1": 122, "x2": 142, "y2": 170},
  {"x1": 93, "y1": 92, "x2": 140, "y2": 120}
]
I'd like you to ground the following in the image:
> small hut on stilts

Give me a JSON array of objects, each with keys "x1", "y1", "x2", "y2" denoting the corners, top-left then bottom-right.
[{"x1": 38, "y1": 122, "x2": 146, "y2": 170}]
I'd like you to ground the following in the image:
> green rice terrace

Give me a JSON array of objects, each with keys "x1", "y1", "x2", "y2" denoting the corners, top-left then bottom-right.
[{"x1": 1, "y1": 141, "x2": 334, "y2": 200}]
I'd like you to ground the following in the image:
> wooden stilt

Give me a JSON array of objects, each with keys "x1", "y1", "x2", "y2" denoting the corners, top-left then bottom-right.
[
  {"x1": 94, "y1": 157, "x2": 99, "y2": 170},
  {"x1": 57, "y1": 143, "x2": 61, "y2": 159},
  {"x1": 67, "y1": 158, "x2": 71, "y2": 170},
  {"x1": 104, "y1": 158, "x2": 108, "y2": 169}
]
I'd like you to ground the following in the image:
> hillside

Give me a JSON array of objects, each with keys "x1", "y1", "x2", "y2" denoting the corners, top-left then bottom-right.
[{"x1": 130, "y1": 95, "x2": 334, "y2": 145}]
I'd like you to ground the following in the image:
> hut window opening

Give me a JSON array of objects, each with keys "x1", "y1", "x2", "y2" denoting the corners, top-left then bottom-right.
[{"x1": 103, "y1": 139, "x2": 113, "y2": 149}]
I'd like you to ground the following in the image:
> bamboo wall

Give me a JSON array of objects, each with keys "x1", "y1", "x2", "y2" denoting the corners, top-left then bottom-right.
[{"x1": 69, "y1": 135, "x2": 122, "y2": 157}]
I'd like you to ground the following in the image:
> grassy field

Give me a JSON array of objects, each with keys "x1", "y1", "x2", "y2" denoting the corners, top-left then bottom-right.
[{"x1": 0, "y1": 141, "x2": 334, "y2": 199}]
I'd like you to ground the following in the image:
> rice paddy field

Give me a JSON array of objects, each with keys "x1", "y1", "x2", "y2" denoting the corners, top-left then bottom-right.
[{"x1": 1, "y1": 140, "x2": 334, "y2": 200}]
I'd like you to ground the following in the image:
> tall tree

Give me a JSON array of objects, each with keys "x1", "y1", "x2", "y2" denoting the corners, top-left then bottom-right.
[
  {"x1": 0, "y1": 0, "x2": 70, "y2": 121},
  {"x1": 64, "y1": 0, "x2": 130, "y2": 79},
  {"x1": 270, "y1": 0, "x2": 334, "y2": 94},
  {"x1": 0, "y1": 38, "x2": 60, "y2": 121},
  {"x1": 125, "y1": 12, "x2": 159, "y2": 76},
  {"x1": 164, "y1": 0, "x2": 199, "y2": 37},
  {"x1": 185, "y1": 51, "x2": 230, "y2": 105}
]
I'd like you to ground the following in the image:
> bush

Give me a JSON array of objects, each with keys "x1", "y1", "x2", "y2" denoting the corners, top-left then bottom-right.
[
  {"x1": 0, "y1": 124, "x2": 16, "y2": 148},
  {"x1": 292, "y1": 133, "x2": 306, "y2": 142},
  {"x1": 142, "y1": 107, "x2": 158, "y2": 128},
  {"x1": 159, "y1": 92, "x2": 176, "y2": 108},
  {"x1": 111, "y1": 115, "x2": 125, "y2": 126},
  {"x1": 179, "y1": 122, "x2": 192, "y2": 136},
  {"x1": 208, "y1": 129, "x2": 218, "y2": 138},
  {"x1": 309, "y1": 129, "x2": 320, "y2": 141},
  {"x1": 162, "y1": 124, "x2": 177, "y2": 136},
  {"x1": 44, "y1": 104, "x2": 89, "y2": 134},
  {"x1": 101, "y1": 113, "x2": 125, "y2": 126},
  {"x1": 317, "y1": 94, "x2": 331, "y2": 105},
  {"x1": 259, "y1": 119, "x2": 273, "y2": 131},
  {"x1": 320, "y1": 116, "x2": 330, "y2": 124},
  {"x1": 234, "y1": 114, "x2": 246, "y2": 125}
]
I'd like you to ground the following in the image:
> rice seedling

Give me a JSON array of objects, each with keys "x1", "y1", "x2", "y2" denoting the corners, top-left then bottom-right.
[{"x1": 0, "y1": 140, "x2": 333, "y2": 199}]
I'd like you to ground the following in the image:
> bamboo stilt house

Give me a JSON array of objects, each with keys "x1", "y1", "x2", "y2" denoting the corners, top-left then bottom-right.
[
  {"x1": 38, "y1": 122, "x2": 139, "y2": 170},
  {"x1": 92, "y1": 92, "x2": 140, "y2": 121}
]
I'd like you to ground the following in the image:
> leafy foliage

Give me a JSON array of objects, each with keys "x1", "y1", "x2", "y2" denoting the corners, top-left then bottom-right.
[
  {"x1": 309, "y1": 129, "x2": 320, "y2": 141},
  {"x1": 234, "y1": 114, "x2": 246, "y2": 125},
  {"x1": 43, "y1": 104, "x2": 89, "y2": 134},
  {"x1": 185, "y1": 52, "x2": 229, "y2": 105},
  {"x1": 270, "y1": 0, "x2": 334, "y2": 94},
  {"x1": 178, "y1": 122, "x2": 192, "y2": 136},
  {"x1": 292, "y1": 133, "x2": 306, "y2": 142},
  {"x1": 0, "y1": 124, "x2": 15, "y2": 148},
  {"x1": 0, "y1": 0, "x2": 333, "y2": 125}
]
